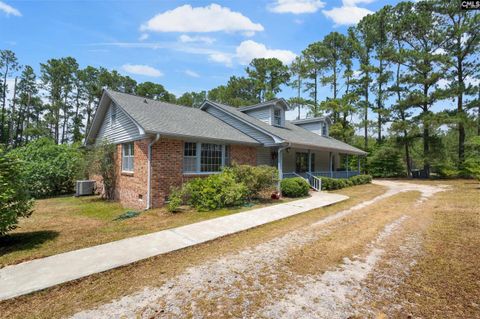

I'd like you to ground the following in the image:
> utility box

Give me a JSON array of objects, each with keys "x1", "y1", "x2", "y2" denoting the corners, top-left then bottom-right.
[{"x1": 75, "y1": 180, "x2": 96, "y2": 196}]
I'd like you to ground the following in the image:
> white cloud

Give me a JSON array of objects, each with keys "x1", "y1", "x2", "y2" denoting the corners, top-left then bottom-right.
[
  {"x1": 122, "y1": 64, "x2": 163, "y2": 77},
  {"x1": 322, "y1": 3, "x2": 373, "y2": 26},
  {"x1": 268, "y1": 0, "x2": 326, "y2": 14},
  {"x1": 208, "y1": 53, "x2": 234, "y2": 67},
  {"x1": 179, "y1": 34, "x2": 215, "y2": 45},
  {"x1": 184, "y1": 69, "x2": 200, "y2": 78},
  {"x1": 140, "y1": 4, "x2": 264, "y2": 35},
  {"x1": 235, "y1": 40, "x2": 297, "y2": 65},
  {"x1": 138, "y1": 33, "x2": 149, "y2": 41},
  {"x1": 0, "y1": 1, "x2": 21, "y2": 16},
  {"x1": 342, "y1": 0, "x2": 375, "y2": 6}
]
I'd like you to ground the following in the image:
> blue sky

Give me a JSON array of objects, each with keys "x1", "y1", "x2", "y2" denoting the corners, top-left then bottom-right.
[{"x1": 2, "y1": 0, "x2": 410, "y2": 120}]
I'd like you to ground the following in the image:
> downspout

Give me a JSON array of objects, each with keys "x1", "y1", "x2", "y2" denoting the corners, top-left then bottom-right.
[{"x1": 146, "y1": 133, "x2": 161, "y2": 210}]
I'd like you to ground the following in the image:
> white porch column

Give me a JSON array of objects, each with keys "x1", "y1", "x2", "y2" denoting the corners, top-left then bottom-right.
[{"x1": 278, "y1": 148, "x2": 283, "y2": 181}]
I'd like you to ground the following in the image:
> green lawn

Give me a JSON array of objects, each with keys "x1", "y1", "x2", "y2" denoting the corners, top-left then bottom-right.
[{"x1": 0, "y1": 195, "x2": 290, "y2": 268}]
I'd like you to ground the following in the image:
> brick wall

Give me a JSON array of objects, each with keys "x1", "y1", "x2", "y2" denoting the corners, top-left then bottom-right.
[
  {"x1": 230, "y1": 144, "x2": 257, "y2": 166},
  {"x1": 114, "y1": 139, "x2": 149, "y2": 209},
  {"x1": 92, "y1": 139, "x2": 259, "y2": 209},
  {"x1": 150, "y1": 138, "x2": 184, "y2": 208}
]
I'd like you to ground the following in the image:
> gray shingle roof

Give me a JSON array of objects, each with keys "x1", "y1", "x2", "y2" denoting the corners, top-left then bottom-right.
[
  {"x1": 205, "y1": 100, "x2": 367, "y2": 155},
  {"x1": 106, "y1": 90, "x2": 260, "y2": 145}
]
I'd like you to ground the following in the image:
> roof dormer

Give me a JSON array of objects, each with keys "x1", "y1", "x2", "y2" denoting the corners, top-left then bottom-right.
[
  {"x1": 291, "y1": 117, "x2": 331, "y2": 137},
  {"x1": 239, "y1": 98, "x2": 288, "y2": 127}
]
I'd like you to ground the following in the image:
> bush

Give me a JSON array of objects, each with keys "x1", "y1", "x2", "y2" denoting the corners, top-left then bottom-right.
[
  {"x1": 321, "y1": 174, "x2": 372, "y2": 191},
  {"x1": 226, "y1": 164, "x2": 278, "y2": 198},
  {"x1": 280, "y1": 177, "x2": 310, "y2": 197},
  {"x1": 166, "y1": 187, "x2": 183, "y2": 212},
  {"x1": 89, "y1": 142, "x2": 116, "y2": 199},
  {"x1": 0, "y1": 148, "x2": 34, "y2": 235},
  {"x1": 184, "y1": 171, "x2": 249, "y2": 211},
  {"x1": 8, "y1": 138, "x2": 84, "y2": 198},
  {"x1": 368, "y1": 145, "x2": 405, "y2": 178}
]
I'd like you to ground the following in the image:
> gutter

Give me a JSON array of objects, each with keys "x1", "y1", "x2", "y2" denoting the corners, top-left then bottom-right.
[{"x1": 146, "y1": 133, "x2": 161, "y2": 210}]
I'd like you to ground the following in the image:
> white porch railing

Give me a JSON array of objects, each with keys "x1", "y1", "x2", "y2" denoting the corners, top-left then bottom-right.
[
  {"x1": 310, "y1": 170, "x2": 361, "y2": 179},
  {"x1": 306, "y1": 172, "x2": 321, "y2": 191}
]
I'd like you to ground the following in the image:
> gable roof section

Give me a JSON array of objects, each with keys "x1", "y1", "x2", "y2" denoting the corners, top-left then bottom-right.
[
  {"x1": 202, "y1": 100, "x2": 366, "y2": 155},
  {"x1": 291, "y1": 116, "x2": 332, "y2": 125},
  {"x1": 237, "y1": 98, "x2": 289, "y2": 112},
  {"x1": 87, "y1": 90, "x2": 260, "y2": 145}
]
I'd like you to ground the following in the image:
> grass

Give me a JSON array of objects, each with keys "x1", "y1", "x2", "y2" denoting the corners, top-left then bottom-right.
[
  {"x1": 382, "y1": 180, "x2": 480, "y2": 318},
  {"x1": 0, "y1": 183, "x2": 387, "y2": 319},
  {"x1": 0, "y1": 194, "x2": 294, "y2": 268}
]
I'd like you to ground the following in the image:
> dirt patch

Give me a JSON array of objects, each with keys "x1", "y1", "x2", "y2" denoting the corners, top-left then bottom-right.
[{"x1": 71, "y1": 181, "x2": 448, "y2": 319}]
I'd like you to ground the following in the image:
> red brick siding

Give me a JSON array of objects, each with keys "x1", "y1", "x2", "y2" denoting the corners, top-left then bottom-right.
[
  {"x1": 92, "y1": 138, "x2": 259, "y2": 209},
  {"x1": 230, "y1": 144, "x2": 257, "y2": 166},
  {"x1": 150, "y1": 138, "x2": 184, "y2": 207}
]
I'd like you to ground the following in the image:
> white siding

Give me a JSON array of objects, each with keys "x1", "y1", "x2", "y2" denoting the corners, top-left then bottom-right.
[
  {"x1": 95, "y1": 102, "x2": 143, "y2": 145},
  {"x1": 295, "y1": 121, "x2": 328, "y2": 136},
  {"x1": 244, "y1": 107, "x2": 271, "y2": 124},
  {"x1": 205, "y1": 105, "x2": 277, "y2": 146}
]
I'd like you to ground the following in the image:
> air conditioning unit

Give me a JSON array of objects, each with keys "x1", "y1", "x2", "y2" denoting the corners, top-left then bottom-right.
[{"x1": 76, "y1": 180, "x2": 96, "y2": 196}]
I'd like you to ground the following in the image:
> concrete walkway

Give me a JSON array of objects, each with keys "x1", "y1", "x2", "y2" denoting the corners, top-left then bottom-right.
[{"x1": 0, "y1": 192, "x2": 348, "y2": 301}]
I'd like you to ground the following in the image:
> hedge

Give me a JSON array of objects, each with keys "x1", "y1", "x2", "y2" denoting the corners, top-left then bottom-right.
[
  {"x1": 280, "y1": 177, "x2": 310, "y2": 198},
  {"x1": 321, "y1": 174, "x2": 372, "y2": 191}
]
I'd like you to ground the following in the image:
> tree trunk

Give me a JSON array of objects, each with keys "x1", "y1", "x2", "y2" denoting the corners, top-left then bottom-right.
[
  {"x1": 1, "y1": 63, "x2": 9, "y2": 144},
  {"x1": 457, "y1": 57, "x2": 465, "y2": 167},
  {"x1": 364, "y1": 77, "x2": 369, "y2": 150},
  {"x1": 8, "y1": 77, "x2": 17, "y2": 146}
]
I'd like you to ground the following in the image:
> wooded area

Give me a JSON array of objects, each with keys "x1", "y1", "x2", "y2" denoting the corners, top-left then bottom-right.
[{"x1": 0, "y1": 0, "x2": 478, "y2": 178}]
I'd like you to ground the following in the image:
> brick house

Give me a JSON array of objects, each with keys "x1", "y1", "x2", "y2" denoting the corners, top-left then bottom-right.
[{"x1": 86, "y1": 90, "x2": 366, "y2": 209}]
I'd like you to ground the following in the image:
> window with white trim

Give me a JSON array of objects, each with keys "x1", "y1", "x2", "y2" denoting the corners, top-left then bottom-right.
[
  {"x1": 122, "y1": 143, "x2": 134, "y2": 172},
  {"x1": 183, "y1": 142, "x2": 230, "y2": 173},
  {"x1": 322, "y1": 122, "x2": 328, "y2": 136},
  {"x1": 273, "y1": 108, "x2": 282, "y2": 126},
  {"x1": 183, "y1": 142, "x2": 197, "y2": 173}
]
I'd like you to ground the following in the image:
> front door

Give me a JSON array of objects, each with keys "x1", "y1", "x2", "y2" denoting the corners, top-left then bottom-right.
[{"x1": 296, "y1": 152, "x2": 308, "y2": 173}]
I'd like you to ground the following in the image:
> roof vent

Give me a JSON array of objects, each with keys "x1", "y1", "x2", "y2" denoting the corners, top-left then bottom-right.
[{"x1": 143, "y1": 99, "x2": 148, "y2": 104}]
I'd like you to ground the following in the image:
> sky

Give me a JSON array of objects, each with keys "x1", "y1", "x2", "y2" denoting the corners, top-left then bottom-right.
[{"x1": 1, "y1": 0, "x2": 424, "y2": 121}]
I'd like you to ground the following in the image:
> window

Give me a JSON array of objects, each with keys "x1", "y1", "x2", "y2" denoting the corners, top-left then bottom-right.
[
  {"x1": 183, "y1": 142, "x2": 197, "y2": 173},
  {"x1": 273, "y1": 108, "x2": 282, "y2": 126},
  {"x1": 122, "y1": 143, "x2": 134, "y2": 172},
  {"x1": 296, "y1": 152, "x2": 315, "y2": 173},
  {"x1": 322, "y1": 122, "x2": 328, "y2": 136},
  {"x1": 183, "y1": 142, "x2": 229, "y2": 173},
  {"x1": 201, "y1": 143, "x2": 222, "y2": 172}
]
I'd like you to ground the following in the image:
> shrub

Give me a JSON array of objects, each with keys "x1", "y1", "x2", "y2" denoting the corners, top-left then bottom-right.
[
  {"x1": 280, "y1": 177, "x2": 310, "y2": 198},
  {"x1": 184, "y1": 171, "x2": 249, "y2": 211},
  {"x1": 226, "y1": 164, "x2": 278, "y2": 198},
  {"x1": 89, "y1": 142, "x2": 116, "y2": 200},
  {"x1": 166, "y1": 187, "x2": 183, "y2": 212},
  {"x1": 1, "y1": 148, "x2": 34, "y2": 235},
  {"x1": 368, "y1": 145, "x2": 405, "y2": 177},
  {"x1": 8, "y1": 138, "x2": 84, "y2": 198},
  {"x1": 321, "y1": 174, "x2": 372, "y2": 191}
]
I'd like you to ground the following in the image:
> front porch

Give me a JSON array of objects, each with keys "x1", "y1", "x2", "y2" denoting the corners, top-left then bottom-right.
[{"x1": 258, "y1": 146, "x2": 365, "y2": 190}]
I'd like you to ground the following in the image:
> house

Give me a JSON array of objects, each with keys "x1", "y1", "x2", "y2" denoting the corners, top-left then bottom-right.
[{"x1": 86, "y1": 90, "x2": 367, "y2": 209}]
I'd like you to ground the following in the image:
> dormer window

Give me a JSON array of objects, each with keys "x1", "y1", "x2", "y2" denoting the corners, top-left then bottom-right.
[
  {"x1": 273, "y1": 108, "x2": 282, "y2": 126},
  {"x1": 322, "y1": 122, "x2": 328, "y2": 136}
]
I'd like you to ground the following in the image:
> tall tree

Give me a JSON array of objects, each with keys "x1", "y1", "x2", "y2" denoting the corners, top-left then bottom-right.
[
  {"x1": 436, "y1": 0, "x2": 480, "y2": 168},
  {"x1": 14, "y1": 66, "x2": 38, "y2": 146},
  {"x1": 288, "y1": 56, "x2": 309, "y2": 119},
  {"x1": 207, "y1": 76, "x2": 257, "y2": 107},
  {"x1": 351, "y1": 22, "x2": 374, "y2": 150},
  {"x1": 135, "y1": 82, "x2": 175, "y2": 102},
  {"x1": 397, "y1": 0, "x2": 449, "y2": 177},
  {"x1": 246, "y1": 58, "x2": 290, "y2": 102},
  {"x1": 0, "y1": 50, "x2": 20, "y2": 144},
  {"x1": 302, "y1": 42, "x2": 323, "y2": 115}
]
